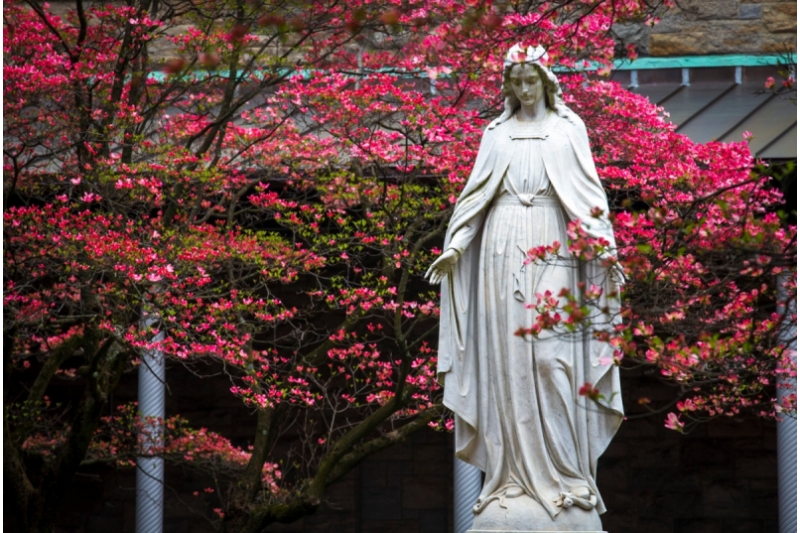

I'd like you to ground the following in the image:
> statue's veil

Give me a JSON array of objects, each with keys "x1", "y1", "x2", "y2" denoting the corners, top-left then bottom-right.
[{"x1": 489, "y1": 44, "x2": 574, "y2": 129}]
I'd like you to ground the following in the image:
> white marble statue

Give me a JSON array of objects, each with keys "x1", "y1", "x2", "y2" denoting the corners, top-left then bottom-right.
[{"x1": 426, "y1": 45, "x2": 624, "y2": 532}]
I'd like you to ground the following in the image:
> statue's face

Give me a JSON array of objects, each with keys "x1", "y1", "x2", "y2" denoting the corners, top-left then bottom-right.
[{"x1": 508, "y1": 63, "x2": 544, "y2": 107}]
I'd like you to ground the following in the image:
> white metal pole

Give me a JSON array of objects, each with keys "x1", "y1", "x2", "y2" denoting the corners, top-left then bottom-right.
[
  {"x1": 454, "y1": 457, "x2": 482, "y2": 533},
  {"x1": 136, "y1": 317, "x2": 165, "y2": 533},
  {"x1": 777, "y1": 274, "x2": 797, "y2": 533}
]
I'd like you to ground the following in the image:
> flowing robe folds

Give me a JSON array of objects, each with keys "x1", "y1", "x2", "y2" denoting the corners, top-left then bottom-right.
[{"x1": 438, "y1": 112, "x2": 624, "y2": 518}]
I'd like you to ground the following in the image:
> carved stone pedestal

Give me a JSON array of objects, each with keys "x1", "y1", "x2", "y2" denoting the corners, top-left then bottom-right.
[{"x1": 467, "y1": 493, "x2": 604, "y2": 533}]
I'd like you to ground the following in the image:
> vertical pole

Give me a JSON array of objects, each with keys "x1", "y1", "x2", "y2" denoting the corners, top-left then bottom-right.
[
  {"x1": 355, "y1": 41, "x2": 364, "y2": 90},
  {"x1": 629, "y1": 70, "x2": 639, "y2": 89},
  {"x1": 136, "y1": 317, "x2": 165, "y2": 533},
  {"x1": 777, "y1": 274, "x2": 797, "y2": 533},
  {"x1": 454, "y1": 457, "x2": 481, "y2": 533}
]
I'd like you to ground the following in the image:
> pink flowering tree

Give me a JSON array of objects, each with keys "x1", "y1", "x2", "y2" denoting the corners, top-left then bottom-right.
[{"x1": 4, "y1": 0, "x2": 794, "y2": 531}]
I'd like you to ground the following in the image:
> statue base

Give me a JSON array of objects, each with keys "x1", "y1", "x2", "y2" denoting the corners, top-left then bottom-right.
[{"x1": 467, "y1": 492, "x2": 603, "y2": 532}]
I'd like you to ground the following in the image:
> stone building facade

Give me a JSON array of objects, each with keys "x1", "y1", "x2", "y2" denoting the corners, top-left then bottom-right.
[
  {"x1": 615, "y1": 0, "x2": 796, "y2": 56},
  {"x1": 44, "y1": 0, "x2": 798, "y2": 60}
]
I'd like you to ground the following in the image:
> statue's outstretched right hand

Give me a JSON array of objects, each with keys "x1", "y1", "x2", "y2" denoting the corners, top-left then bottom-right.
[{"x1": 425, "y1": 248, "x2": 461, "y2": 285}]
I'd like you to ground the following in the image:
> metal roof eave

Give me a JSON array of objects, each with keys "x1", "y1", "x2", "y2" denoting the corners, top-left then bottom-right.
[{"x1": 612, "y1": 53, "x2": 797, "y2": 71}]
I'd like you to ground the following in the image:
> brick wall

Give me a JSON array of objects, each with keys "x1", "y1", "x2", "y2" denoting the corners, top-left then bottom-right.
[
  {"x1": 615, "y1": 0, "x2": 797, "y2": 56},
  {"x1": 600, "y1": 368, "x2": 779, "y2": 533},
  {"x1": 46, "y1": 364, "x2": 778, "y2": 533},
  {"x1": 271, "y1": 430, "x2": 453, "y2": 533}
]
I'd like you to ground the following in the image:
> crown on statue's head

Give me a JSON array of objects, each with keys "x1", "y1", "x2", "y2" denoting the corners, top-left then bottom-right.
[{"x1": 503, "y1": 44, "x2": 548, "y2": 67}]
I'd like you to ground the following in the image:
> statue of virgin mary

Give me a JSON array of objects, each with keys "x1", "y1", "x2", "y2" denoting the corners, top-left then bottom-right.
[{"x1": 426, "y1": 45, "x2": 624, "y2": 532}]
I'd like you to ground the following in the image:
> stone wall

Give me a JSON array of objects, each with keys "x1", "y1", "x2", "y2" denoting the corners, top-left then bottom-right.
[
  {"x1": 40, "y1": 0, "x2": 800, "y2": 65},
  {"x1": 45, "y1": 0, "x2": 798, "y2": 60},
  {"x1": 615, "y1": 0, "x2": 797, "y2": 56}
]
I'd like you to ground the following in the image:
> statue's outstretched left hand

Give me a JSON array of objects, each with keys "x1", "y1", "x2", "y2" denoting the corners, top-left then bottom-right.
[{"x1": 425, "y1": 248, "x2": 461, "y2": 285}]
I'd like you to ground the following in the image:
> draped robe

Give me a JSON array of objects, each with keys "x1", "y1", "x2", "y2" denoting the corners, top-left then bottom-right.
[{"x1": 437, "y1": 111, "x2": 624, "y2": 518}]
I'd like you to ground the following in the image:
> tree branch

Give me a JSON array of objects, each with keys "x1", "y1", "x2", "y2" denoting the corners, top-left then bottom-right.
[{"x1": 325, "y1": 408, "x2": 438, "y2": 485}]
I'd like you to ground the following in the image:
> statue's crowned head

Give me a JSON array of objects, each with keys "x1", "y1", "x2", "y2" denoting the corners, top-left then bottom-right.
[{"x1": 490, "y1": 44, "x2": 572, "y2": 128}]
